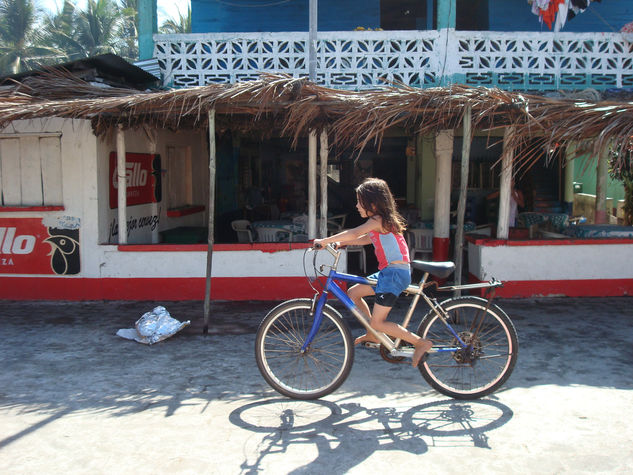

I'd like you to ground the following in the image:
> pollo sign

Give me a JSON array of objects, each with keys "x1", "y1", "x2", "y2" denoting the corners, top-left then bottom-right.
[
  {"x1": 0, "y1": 218, "x2": 80, "y2": 275},
  {"x1": 109, "y1": 152, "x2": 161, "y2": 208}
]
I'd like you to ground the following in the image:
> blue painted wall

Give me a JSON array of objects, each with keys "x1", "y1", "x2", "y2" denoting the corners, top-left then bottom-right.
[
  {"x1": 191, "y1": 0, "x2": 632, "y2": 33},
  {"x1": 192, "y1": 0, "x2": 380, "y2": 33},
  {"x1": 488, "y1": 0, "x2": 633, "y2": 32}
]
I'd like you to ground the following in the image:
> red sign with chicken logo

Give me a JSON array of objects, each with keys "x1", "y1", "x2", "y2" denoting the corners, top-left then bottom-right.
[
  {"x1": 109, "y1": 152, "x2": 161, "y2": 208},
  {"x1": 0, "y1": 218, "x2": 80, "y2": 275}
]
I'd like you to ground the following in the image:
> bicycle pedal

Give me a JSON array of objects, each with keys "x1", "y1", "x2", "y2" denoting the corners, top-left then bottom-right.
[{"x1": 363, "y1": 342, "x2": 380, "y2": 349}]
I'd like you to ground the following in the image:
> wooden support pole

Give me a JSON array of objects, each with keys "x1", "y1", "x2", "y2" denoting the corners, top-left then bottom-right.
[
  {"x1": 497, "y1": 127, "x2": 514, "y2": 240},
  {"x1": 564, "y1": 143, "x2": 576, "y2": 215},
  {"x1": 454, "y1": 105, "x2": 472, "y2": 294},
  {"x1": 595, "y1": 146, "x2": 608, "y2": 224},
  {"x1": 203, "y1": 109, "x2": 216, "y2": 335},
  {"x1": 319, "y1": 128, "x2": 328, "y2": 238},
  {"x1": 116, "y1": 125, "x2": 127, "y2": 245},
  {"x1": 308, "y1": 130, "x2": 317, "y2": 239}
]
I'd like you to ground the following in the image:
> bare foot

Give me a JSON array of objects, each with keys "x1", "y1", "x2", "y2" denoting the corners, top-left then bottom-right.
[
  {"x1": 412, "y1": 339, "x2": 432, "y2": 367},
  {"x1": 354, "y1": 334, "x2": 379, "y2": 346}
]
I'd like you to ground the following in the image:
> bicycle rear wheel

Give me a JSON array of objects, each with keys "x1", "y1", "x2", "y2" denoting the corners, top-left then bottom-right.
[
  {"x1": 255, "y1": 298, "x2": 354, "y2": 400},
  {"x1": 417, "y1": 297, "x2": 518, "y2": 400}
]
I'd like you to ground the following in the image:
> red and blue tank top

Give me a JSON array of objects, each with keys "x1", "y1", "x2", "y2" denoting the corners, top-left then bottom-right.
[{"x1": 368, "y1": 230, "x2": 410, "y2": 270}]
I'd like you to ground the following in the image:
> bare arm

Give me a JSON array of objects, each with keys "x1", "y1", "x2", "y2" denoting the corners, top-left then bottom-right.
[{"x1": 313, "y1": 218, "x2": 379, "y2": 248}]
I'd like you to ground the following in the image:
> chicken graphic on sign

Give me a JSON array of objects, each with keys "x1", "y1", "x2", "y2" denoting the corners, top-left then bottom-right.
[{"x1": 44, "y1": 228, "x2": 80, "y2": 275}]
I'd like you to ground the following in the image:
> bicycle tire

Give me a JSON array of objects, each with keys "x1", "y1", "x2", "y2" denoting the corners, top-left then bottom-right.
[
  {"x1": 255, "y1": 298, "x2": 354, "y2": 400},
  {"x1": 416, "y1": 296, "x2": 518, "y2": 400}
]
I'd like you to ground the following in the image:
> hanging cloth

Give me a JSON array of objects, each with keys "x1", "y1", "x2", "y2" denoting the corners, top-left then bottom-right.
[
  {"x1": 542, "y1": 0, "x2": 566, "y2": 30},
  {"x1": 568, "y1": 0, "x2": 603, "y2": 22},
  {"x1": 554, "y1": 0, "x2": 570, "y2": 32}
]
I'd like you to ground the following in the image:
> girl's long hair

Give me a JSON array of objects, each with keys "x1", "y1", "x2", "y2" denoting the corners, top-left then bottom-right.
[{"x1": 356, "y1": 178, "x2": 406, "y2": 234}]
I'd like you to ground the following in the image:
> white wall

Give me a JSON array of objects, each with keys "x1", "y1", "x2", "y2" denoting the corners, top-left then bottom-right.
[
  {"x1": 469, "y1": 241, "x2": 633, "y2": 282},
  {"x1": 97, "y1": 247, "x2": 336, "y2": 278}
]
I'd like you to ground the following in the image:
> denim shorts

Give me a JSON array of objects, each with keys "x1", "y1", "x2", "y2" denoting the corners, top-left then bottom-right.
[{"x1": 368, "y1": 264, "x2": 411, "y2": 307}]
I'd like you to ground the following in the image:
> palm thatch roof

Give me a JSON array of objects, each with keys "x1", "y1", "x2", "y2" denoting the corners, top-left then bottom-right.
[{"x1": 1, "y1": 70, "x2": 632, "y2": 172}]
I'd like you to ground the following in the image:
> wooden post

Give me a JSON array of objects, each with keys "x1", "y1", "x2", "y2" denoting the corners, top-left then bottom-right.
[
  {"x1": 308, "y1": 130, "x2": 317, "y2": 239},
  {"x1": 203, "y1": 109, "x2": 216, "y2": 335},
  {"x1": 497, "y1": 127, "x2": 514, "y2": 240},
  {"x1": 595, "y1": 146, "x2": 608, "y2": 224},
  {"x1": 116, "y1": 125, "x2": 127, "y2": 245},
  {"x1": 454, "y1": 105, "x2": 472, "y2": 294},
  {"x1": 146, "y1": 128, "x2": 160, "y2": 244},
  {"x1": 564, "y1": 143, "x2": 576, "y2": 215},
  {"x1": 433, "y1": 130, "x2": 454, "y2": 262},
  {"x1": 319, "y1": 129, "x2": 328, "y2": 238}
]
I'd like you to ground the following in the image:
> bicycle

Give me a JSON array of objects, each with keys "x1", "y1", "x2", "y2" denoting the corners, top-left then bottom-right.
[{"x1": 255, "y1": 244, "x2": 518, "y2": 400}]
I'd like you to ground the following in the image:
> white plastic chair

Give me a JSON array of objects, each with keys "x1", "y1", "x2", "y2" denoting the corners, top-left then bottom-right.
[
  {"x1": 255, "y1": 226, "x2": 292, "y2": 242},
  {"x1": 326, "y1": 214, "x2": 347, "y2": 234},
  {"x1": 407, "y1": 228, "x2": 433, "y2": 261},
  {"x1": 231, "y1": 220, "x2": 254, "y2": 243}
]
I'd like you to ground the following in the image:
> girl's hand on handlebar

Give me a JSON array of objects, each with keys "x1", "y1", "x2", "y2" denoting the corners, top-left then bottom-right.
[
  {"x1": 312, "y1": 238, "x2": 325, "y2": 249},
  {"x1": 313, "y1": 239, "x2": 340, "y2": 250}
]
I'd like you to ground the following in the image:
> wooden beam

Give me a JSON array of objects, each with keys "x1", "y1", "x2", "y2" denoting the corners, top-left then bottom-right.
[
  {"x1": 454, "y1": 105, "x2": 472, "y2": 294},
  {"x1": 595, "y1": 146, "x2": 608, "y2": 224},
  {"x1": 203, "y1": 109, "x2": 216, "y2": 335},
  {"x1": 308, "y1": 130, "x2": 317, "y2": 239},
  {"x1": 497, "y1": 127, "x2": 514, "y2": 240},
  {"x1": 116, "y1": 125, "x2": 127, "y2": 245},
  {"x1": 319, "y1": 128, "x2": 328, "y2": 238}
]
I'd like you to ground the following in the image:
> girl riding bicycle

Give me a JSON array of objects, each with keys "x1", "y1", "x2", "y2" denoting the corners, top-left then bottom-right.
[{"x1": 313, "y1": 177, "x2": 432, "y2": 367}]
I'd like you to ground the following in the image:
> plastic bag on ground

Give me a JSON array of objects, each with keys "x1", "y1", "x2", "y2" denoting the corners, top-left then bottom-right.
[{"x1": 117, "y1": 306, "x2": 190, "y2": 344}]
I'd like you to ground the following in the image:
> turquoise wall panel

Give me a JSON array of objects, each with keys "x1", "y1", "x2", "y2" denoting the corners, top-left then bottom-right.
[{"x1": 192, "y1": 0, "x2": 380, "y2": 33}]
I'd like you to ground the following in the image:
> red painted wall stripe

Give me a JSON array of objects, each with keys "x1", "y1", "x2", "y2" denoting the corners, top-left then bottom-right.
[
  {"x1": 467, "y1": 274, "x2": 633, "y2": 298},
  {"x1": 3, "y1": 274, "x2": 632, "y2": 301},
  {"x1": 0, "y1": 276, "x2": 321, "y2": 301}
]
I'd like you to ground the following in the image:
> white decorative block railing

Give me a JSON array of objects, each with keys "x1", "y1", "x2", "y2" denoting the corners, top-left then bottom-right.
[{"x1": 154, "y1": 30, "x2": 633, "y2": 91}]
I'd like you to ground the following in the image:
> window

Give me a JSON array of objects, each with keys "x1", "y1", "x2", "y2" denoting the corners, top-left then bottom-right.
[{"x1": 0, "y1": 135, "x2": 63, "y2": 207}]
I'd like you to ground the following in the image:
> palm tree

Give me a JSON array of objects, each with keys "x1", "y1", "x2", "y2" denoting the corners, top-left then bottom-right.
[
  {"x1": 0, "y1": 0, "x2": 62, "y2": 75},
  {"x1": 74, "y1": 0, "x2": 122, "y2": 57},
  {"x1": 159, "y1": 4, "x2": 192, "y2": 34},
  {"x1": 118, "y1": 0, "x2": 139, "y2": 61},
  {"x1": 41, "y1": 0, "x2": 84, "y2": 62}
]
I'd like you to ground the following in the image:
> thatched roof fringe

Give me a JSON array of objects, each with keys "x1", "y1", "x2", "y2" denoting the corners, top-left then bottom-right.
[{"x1": 2, "y1": 71, "x2": 633, "y2": 173}]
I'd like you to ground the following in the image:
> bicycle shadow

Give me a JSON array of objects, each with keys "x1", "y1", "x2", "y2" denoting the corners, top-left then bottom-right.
[{"x1": 229, "y1": 397, "x2": 513, "y2": 474}]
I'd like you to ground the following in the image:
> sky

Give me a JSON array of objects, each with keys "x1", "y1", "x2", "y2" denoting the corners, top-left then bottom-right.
[{"x1": 37, "y1": 0, "x2": 191, "y2": 25}]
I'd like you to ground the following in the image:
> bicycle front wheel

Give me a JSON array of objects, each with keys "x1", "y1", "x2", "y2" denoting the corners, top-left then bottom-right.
[
  {"x1": 417, "y1": 297, "x2": 518, "y2": 400},
  {"x1": 255, "y1": 298, "x2": 354, "y2": 400}
]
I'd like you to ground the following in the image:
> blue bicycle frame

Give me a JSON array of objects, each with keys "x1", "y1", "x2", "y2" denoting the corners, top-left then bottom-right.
[{"x1": 300, "y1": 246, "x2": 478, "y2": 356}]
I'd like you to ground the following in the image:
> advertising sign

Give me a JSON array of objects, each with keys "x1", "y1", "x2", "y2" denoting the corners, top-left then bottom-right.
[
  {"x1": 0, "y1": 218, "x2": 80, "y2": 275},
  {"x1": 109, "y1": 153, "x2": 161, "y2": 208}
]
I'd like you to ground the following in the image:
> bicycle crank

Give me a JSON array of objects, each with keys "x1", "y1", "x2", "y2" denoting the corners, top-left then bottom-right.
[{"x1": 379, "y1": 345, "x2": 410, "y2": 364}]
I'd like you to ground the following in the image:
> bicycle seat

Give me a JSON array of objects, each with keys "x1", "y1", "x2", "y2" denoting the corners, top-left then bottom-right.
[{"x1": 411, "y1": 260, "x2": 455, "y2": 279}]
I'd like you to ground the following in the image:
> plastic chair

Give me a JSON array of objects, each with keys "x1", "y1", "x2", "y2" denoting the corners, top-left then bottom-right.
[
  {"x1": 407, "y1": 228, "x2": 433, "y2": 261},
  {"x1": 255, "y1": 227, "x2": 292, "y2": 242},
  {"x1": 327, "y1": 214, "x2": 347, "y2": 234},
  {"x1": 231, "y1": 220, "x2": 254, "y2": 243}
]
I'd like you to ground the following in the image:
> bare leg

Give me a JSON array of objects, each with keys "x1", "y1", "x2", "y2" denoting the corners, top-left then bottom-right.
[
  {"x1": 348, "y1": 283, "x2": 379, "y2": 345},
  {"x1": 370, "y1": 303, "x2": 432, "y2": 366}
]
